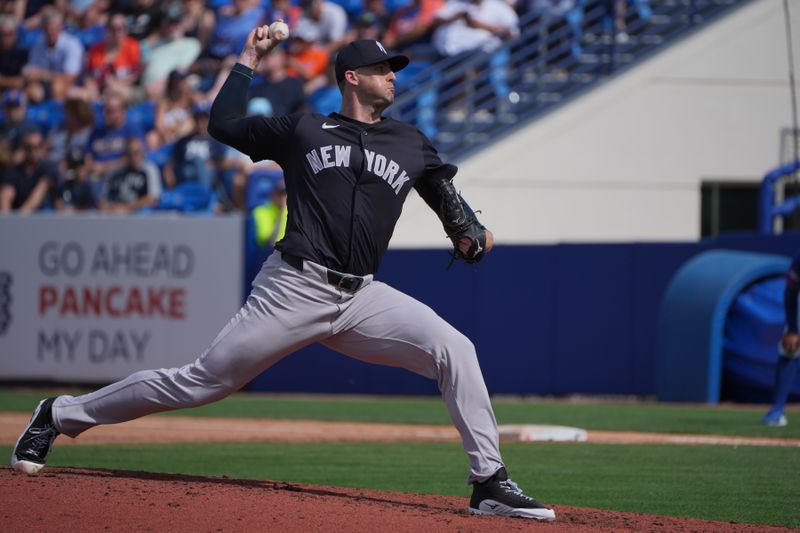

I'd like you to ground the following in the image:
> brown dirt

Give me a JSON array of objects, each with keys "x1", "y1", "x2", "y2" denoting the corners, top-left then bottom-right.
[
  {"x1": 2, "y1": 413, "x2": 799, "y2": 447},
  {"x1": 3, "y1": 413, "x2": 795, "y2": 532},
  {"x1": 0, "y1": 468, "x2": 790, "y2": 533}
]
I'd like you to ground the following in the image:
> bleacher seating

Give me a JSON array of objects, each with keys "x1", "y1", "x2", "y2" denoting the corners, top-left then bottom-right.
[{"x1": 388, "y1": 0, "x2": 751, "y2": 161}]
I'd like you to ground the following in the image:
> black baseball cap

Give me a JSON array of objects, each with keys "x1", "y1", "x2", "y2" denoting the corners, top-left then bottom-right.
[{"x1": 334, "y1": 40, "x2": 409, "y2": 84}]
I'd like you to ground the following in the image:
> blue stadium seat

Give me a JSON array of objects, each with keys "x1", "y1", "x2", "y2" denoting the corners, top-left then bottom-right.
[
  {"x1": 157, "y1": 182, "x2": 217, "y2": 213},
  {"x1": 246, "y1": 169, "x2": 283, "y2": 211},
  {"x1": 384, "y1": 0, "x2": 411, "y2": 13},
  {"x1": 146, "y1": 142, "x2": 175, "y2": 169},
  {"x1": 27, "y1": 100, "x2": 65, "y2": 133},
  {"x1": 127, "y1": 100, "x2": 156, "y2": 132},
  {"x1": 309, "y1": 86, "x2": 342, "y2": 115}
]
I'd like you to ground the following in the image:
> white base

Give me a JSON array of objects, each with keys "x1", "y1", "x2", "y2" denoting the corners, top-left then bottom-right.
[{"x1": 499, "y1": 424, "x2": 587, "y2": 442}]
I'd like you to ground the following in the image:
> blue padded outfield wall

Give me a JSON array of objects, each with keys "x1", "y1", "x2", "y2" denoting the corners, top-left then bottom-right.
[
  {"x1": 247, "y1": 233, "x2": 800, "y2": 400},
  {"x1": 656, "y1": 250, "x2": 790, "y2": 403}
]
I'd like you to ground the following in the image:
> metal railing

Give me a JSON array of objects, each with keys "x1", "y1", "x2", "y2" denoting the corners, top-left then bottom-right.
[
  {"x1": 387, "y1": 0, "x2": 751, "y2": 162},
  {"x1": 759, "y1": 160, "x2": 800, "y2": 234}
]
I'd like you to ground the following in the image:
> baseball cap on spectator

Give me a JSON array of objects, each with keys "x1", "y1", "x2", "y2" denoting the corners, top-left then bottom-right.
[
  {"x1": 335, "y1": 40, "x2": 409, "y2": 84},
  {"x1": 2, "y1": 89, "x2": 25, "y2": 107}
]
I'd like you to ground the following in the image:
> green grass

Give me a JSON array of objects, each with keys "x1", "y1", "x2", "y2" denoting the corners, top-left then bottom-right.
[
  {"x1": 3, "y1": 388, "x2": 800, "y2": 527},
  {"x1": 1, "y1": 441, "x2": 797, "y2": 527},
  {"x1": 2, "y1": 389, "x2": 799, "y2": 438}
]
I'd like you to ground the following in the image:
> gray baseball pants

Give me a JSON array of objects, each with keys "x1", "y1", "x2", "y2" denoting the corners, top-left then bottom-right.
[{"x1": 52, "y1": 251, "x2": 504, "y2": 483}]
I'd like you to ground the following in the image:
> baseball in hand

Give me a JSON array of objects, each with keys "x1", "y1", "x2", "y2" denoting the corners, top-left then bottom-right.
[{"x1": 269, "y1": 21, "x2": 290, "y2": 42}]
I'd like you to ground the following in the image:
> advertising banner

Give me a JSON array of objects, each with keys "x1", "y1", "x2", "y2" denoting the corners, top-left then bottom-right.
[{"x1": 0, "y1": 214, "x2": 243, "y2": 382}]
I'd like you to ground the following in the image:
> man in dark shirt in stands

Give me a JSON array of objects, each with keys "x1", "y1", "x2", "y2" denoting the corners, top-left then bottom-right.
[
  {"x1": 0, "y1": 129, "x2": 58, "y2": 213},
  {"x1": 249, "y1": 47, "x2": 307, "y2": 116},
  {"x1": 99, "y1": 137, "x2": 161, "y2": 214},
  {"x1": 0, "y1": 15, "x2": 29, "y2": 91},
  {"x1": 163, "y1": 105, "x2": 226, "y2": 189}
]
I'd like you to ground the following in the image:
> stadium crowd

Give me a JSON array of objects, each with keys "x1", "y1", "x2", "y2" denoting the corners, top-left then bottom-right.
[{"x1": 0, "y1": 0, "x2": 645, "y2": 217}]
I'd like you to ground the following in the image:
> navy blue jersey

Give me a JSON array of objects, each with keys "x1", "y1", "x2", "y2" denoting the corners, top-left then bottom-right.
[{"x1": 209, "y1": 63, "x2": 456, "y2": 276}]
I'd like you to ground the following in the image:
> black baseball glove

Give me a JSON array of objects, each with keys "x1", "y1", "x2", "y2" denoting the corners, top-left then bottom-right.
[{"x1": 425, "y1": 171, "x2": 487, "y2": 265}]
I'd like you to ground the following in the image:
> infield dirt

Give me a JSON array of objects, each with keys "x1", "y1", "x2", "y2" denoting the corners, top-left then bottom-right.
[
  {"x1": 1, "y1": 467, "x2": 793, "y2": 532},
  {"x1": 2, "y1": 413, "x2": 797, "y2": 531}
]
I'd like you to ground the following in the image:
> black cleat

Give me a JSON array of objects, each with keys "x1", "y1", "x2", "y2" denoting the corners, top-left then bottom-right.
[
  {"x1": 11, "y1": 397, "x2": 60, "y2": 475},
  {"x1": 468, "y1": 467, "x2": 556, "y2": 521}
]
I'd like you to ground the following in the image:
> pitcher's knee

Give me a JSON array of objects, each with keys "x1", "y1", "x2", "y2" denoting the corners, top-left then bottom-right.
[
  {"x1": 151, "y1": 363, "x2": 237, "y2": 408},
  {"x1": 438, "y1": 332, "x2": 480, "y2": 374}
]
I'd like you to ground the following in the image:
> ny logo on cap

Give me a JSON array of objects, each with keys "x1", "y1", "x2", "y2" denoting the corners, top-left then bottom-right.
[{"x1": 375, "y1": 41, "x2": 387, "y2": 55}]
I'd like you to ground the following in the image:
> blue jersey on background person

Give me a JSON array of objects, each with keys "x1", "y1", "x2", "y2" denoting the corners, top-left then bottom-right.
[{"x1": 762, "y1": 252, "x2": 800, "y2": 427}]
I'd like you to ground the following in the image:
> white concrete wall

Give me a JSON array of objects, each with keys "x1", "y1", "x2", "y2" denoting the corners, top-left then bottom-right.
[{"x1": 390, "y1": 0, "x2": 800, "y2": 247}]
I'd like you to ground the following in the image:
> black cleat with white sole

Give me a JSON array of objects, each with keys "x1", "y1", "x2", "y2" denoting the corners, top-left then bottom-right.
[
  {"x1": 11, "y1": 397, "x2": 60, "y2": 475},
  {"x1": 469, "y1": 467, "x2": 556, "y2": 521}
]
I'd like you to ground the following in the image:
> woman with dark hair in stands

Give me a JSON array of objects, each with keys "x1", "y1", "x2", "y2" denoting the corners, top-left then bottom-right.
[{"x1": 152, "y1": 69, "x2": 196, "y2": 147}]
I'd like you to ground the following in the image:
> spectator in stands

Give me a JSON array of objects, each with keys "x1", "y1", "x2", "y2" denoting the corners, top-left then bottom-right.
[
  {"x1": 201, "y1": 0, "x2": 265, "y2": 63},
  {"x1": 99, "y1": 137, "x2": 162, "y2": 214},
  {"x1": 0, "y1": 129, "x2": 58, "y2": 214},
  {"x1": 153, "y1": 69, "x2": 196, "y2": 147},
  {"x1": 266, "y1": 0, "x2": 302, "y2": 31},
  {"x1": 298, "y1": 0, "x2": 348, "y2": 53},
  {"x1": 54, "y1": 146, "x2": 96, "y2": 212},
  {"x1": 88, "y1": 91, "x2": 146, "y2": 180},
  {"x1": 21, "y1": 77, "x2": 64, "y2": 134},
  {"x1": 24, "y1": 8, "x2": 84, "y2": 101},
  {"x1": 347, "y1": 11, "x2": 384, "y2": 42},
  {"x1": 286, "y1": 24, "x2": 330, "y2": 96},
  {"x1": 122, "y1": 0, "x2": 163, "y2": 42},
  {"x1": 432, "y1": 0, "x2": 519, "y2": 117},
  {"x1": 64, "y1": 1, "x2": 107, "y2": 50},
  {"x1": 162, "y1": 105, "x2": 225, "y2": 190},
  {"x1": 600, "y1": 0, "x2": 628, "y2": 44},
  {"x1": 527, "y1": 0, "x2": 579, "y2": 75},
  {"x1": 382, "y1": 0, "x2": 444, "y2": 58},
  {"x1": 0, "y1": 14, "x2": 28, "y2": 91},
  {"x1": 252, "y1": 178, "x2": 288, "y2": 247},
  {"x1": 0, "y1": 90, "x2": 37, "y2": 169},
  {"x1": 432, "y1": 0, "x2": 518, "y2": 58},
  {"x1": 142, "y1": 4, "x2": 202, "y2": 97},
  {"x1": 86, "y1": 13, "x2": 142, "y2": 102},
  {"x1": 361, "y1": 0, "x2": 391, "y2": 30},
  {"x1": 181, "y1": 0, "x2": 211, "y2": 40},
  {"x1": 46, "y1": 97, "x2": 96, "y2": 167},
  {"x1": 250, "y1": 47, "x2": 307, "y2": 117}
]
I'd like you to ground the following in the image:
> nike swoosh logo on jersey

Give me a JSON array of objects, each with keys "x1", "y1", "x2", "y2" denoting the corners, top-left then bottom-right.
[{"x1": 321, "y1": 122, "x2": 340, "y2": 129}]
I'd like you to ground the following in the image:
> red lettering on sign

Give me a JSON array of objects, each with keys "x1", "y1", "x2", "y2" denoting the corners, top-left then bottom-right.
[
  {"x1": 82, "y1": 286, "x2": 102, "y2": 316},
  {"x1": 106, "y1": 286, "x2": 122, "y2": 317},
  {"x1": 169, "y1": 288, "x2": 185, "y2": 319},
  {"x1": 39, "y1": 285, "x2": 57, "y2": 314},
  {"x1": 37, "y1": 285, "x2": 188, "y2": 319}
]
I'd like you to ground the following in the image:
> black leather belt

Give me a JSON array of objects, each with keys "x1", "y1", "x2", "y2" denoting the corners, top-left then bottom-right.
[{"x1": 282, "y1": 253, "x2": 365, "y2": 293}]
